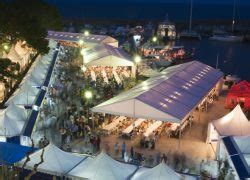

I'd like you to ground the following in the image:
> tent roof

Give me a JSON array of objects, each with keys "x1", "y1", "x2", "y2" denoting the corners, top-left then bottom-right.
[
  {"x1": 6, "y1": 84, "x2": 40, "y2": 106},
  {"x1": 18, "y1": 143, "x2": 86, "y2": 176},
  {"x1": 68, "y1": 151, "x2": 137, "y2": 180},
  {"x1": 83, "y1": 44, "x2": 134, "y2": 67},
  {"x1": 0, "y1": 103, "x2": 29, "y2": 137},
  {"x1": 47, "y1": 31, "x2": 118, "y2": 46},
  {"x1": 0, "y1": 142, "x2": 36, "y2": 165},
  {"x1": 131, "y1": 162, "x2": 181, "y2": 180},
  {"x1": 92, "y1": 61, "x2": 223, "y2": 123},
  {"x1": 213, "y1": 105, "x2": 250, "y2": 136}
]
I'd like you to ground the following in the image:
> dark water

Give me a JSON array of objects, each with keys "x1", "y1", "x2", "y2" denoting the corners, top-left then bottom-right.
[{"x1": 175, "y1": 39, "x2": 250, "y2": 81}]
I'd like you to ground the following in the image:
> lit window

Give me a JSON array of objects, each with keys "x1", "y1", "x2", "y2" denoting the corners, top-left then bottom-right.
[
  {"x1": 182, "y1": 85, "x2": 189, "y2": 89},
  {"x1": 186, "y1": 83, "x2": 192, "y2": 87},
  {"x1": 159, "y1": 102, "x2": 168, "y2": 108},
  {"x1": 170, "y1": 95, "x2": 177, "y2": 99},
  {"x1": 174, "y1": 91, "x2": 181, "y2": 96},
  {"x1": 164, "y1": 98, "x2": 172, "y2": 103}
]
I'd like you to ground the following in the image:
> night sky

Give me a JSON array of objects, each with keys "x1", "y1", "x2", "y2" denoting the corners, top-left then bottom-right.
[
  {"x1": 47, "y1": 0, "x2": 250, "y2": 5},
  {"x1": 45, "y1": 0, "x2": 250, "y2": 21}
]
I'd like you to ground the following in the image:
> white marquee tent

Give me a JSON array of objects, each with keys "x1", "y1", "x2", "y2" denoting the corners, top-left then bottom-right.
[
  {"x1": 6, "y1": 84, "x2": 40, "y2": 106},
  {"x1": 18, "y1": 143, "x2": 86, "y2": 176},
  {"x1": 131, "y1": 162, "x2": 182, "y2": 180},
  {"x1": 47, "y1": 31, "x2": 119, "y2": 47},
  {"x1": 68, "y1": 151, "x2": 137, "y2": 180},
  {"x1": 0, "y1": 103, "x2": 29, "y2": 137},
  {"x1": 92, "y1": 61, "x2": 223, "y2": 123},
  {"x1": 83, "y1": 44, "x2": 134, "y2": 67},
  {"x1": 212, "y1": 105, "x2": 250, "y2": 136}
]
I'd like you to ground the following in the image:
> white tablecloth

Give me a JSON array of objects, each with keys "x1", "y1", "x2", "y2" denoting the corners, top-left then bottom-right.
[
  {"x1": 102, "y1": 70, "x2": 109, "y2": 84},
  {"x1": 122, "y1": 71, "x2": 130, "y2": 78},
  {"x1": 122, "y1": 118, "x2": 145, "y2": 134},
  {"x1": 170, "y1": 123, "x2": 179, "y2": 131},
  {"x1": 91, "y1": 70, "x2": 96, "y2": 81},
  {"x1": 103, "y1": 116, "x2": 126, "y2": 132},
  {"x1": 143, "y1": 121, "x2": 163, "y2": 137},
  {"x1": 113, "y1": 71, "x2": 121, "y2": 84}
]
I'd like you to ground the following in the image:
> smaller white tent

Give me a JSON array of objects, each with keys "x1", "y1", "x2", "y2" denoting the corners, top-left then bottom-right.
[
  {"x1": 212, "y1": 105, "x2": 250, "y2": 136},
  {"x1": 6, "y1": 84, "x2": 40, "y2": 106},
  {"x1": 0, "y1": 103, "x2": 29, "y2": 137},
  {"x1": 131, "y1": 162, "x2": 182, "y2": 180},
  {"x1": 83, "y1": 44, "x2": 134, "y2": 67},
  {"x1": 68, "y1": 151, "x2": 137, "y2": 180},
  {"x1": 18, "y1": 143, "x2": 86, "y2": 176}
]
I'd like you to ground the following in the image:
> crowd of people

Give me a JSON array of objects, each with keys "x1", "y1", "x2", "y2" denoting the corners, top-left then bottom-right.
[
  {"x1": 141, "y1": 46, "x2": 186, "y2": 61},
  {"x1": 84, "y1": 66, "x2": 133, "y2": 101}
]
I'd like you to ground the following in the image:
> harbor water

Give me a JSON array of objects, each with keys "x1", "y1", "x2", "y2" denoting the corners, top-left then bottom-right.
[{"x1": 175, "y1": 39, "x2": 250, "y2": 81}]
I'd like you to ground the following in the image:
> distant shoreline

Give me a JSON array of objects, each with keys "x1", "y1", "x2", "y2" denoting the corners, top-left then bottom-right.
[{"x1": 63, "y1": 17, "x2": 250, "y2": 27}]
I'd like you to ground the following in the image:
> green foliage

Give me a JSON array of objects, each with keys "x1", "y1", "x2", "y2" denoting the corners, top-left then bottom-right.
[
  {"x1": 0, "y1": 0, "x2": 62, "y2": 54},
  {"x1": 0, "y1": 58, "x2": 20, "y2": 83}
]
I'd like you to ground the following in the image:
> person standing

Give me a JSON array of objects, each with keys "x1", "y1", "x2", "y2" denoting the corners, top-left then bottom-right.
[
  {"x1": 121, "y1": 141, "x2": 126, "y2": 159},
  {"x1": 130, "y1": 146, "x2": 134, "y2": 161},
  {"x1": 114, "y1": 142, "x2": 119, "y2": 156}
]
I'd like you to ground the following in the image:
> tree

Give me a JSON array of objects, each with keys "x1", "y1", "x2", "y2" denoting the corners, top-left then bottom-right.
[
  {"x1": 0, "y1": 58, "x2": 20, "y2": 84},
  {"x1": 0, "y1": 0, "x2": 62, "y2": 54}
]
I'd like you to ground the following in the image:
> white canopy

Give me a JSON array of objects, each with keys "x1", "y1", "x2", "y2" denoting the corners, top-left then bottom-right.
[
  {"x1": 131, "y1": 162, "x2": 181, "y2": 180},
  {"x1": 213, "y1": 105, "x2": 250, "y2": 136},
  {"x1": 92, "y1": 61, "x2": 223, "y2": 123},
  {"x1": 83, "y1": 44, "x2": 134, "y2": 67},
  {"x1": 0, "y1": 103, "x2": 29, "y2": 137},
  {"x1": 6, "y1": 84, "x2": 40, "y2": 106},
  {"x1": 68, "y1": 151, "x2": 137, "y2": 180},
  {"x1": 18, "y1": 143, "x2": 86, "y2": 176}
]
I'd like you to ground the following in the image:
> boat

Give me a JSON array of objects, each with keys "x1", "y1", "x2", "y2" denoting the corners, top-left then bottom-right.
[
  {"x1": 210, "y1": 34, "x2": 243, "y2": 42},
  {"x1": 157, "y1": 14, "x2": 176, "y2": 41},
  {"x1": 222, "y1": 75, "x2": 241, "y2": 90},
  {"x1": 179, "y1": 0, "x2": 201, "y2": 40},
  {"x1": 209, "y1": 0, "x2": 243, "y2": 42}
]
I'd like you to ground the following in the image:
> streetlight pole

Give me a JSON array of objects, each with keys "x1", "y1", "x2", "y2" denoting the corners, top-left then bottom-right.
[
  {"x1": 134, "y1": 55, "x2": 141, "y2": 81},
  {"x1": 84, "y1": 90, "x2": 93, "y2": 126}
]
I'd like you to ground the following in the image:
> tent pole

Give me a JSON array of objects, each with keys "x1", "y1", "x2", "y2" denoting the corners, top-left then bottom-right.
[
  {"x1": 91, "y1": 113, "x2": 94, "y2": 129},
  {"x1": 178, "y1": 130, "x2": 181, "y2": 149}
]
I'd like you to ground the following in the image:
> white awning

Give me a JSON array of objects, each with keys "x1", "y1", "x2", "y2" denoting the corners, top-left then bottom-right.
[
  {"x1": 131, "y1": 162, "x2": 182, "y2": 180},
  {"x1": 0, "y1": 103, "x2": 29, "y2": 137},
  {"x1": 6, "y1": 84, "x2": 40, "y2": 106},
  {"x1": 213, "y1": 105, "x2": 250, "y2": 136},
  {"x1": 68, "y1": 151, "x2": 137, "y2": 180},
  {"x1": 18, "y1": 143, "x2": 86, "y2": 176}
]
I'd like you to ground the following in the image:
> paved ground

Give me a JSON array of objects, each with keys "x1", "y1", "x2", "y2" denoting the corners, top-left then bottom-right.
[{"x1": 69, "y1": 91, "x2": 229, "y2": 174}]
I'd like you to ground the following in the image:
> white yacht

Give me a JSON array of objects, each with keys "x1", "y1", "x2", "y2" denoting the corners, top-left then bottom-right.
[
  {"x1": 179, "y1": 0, "x2": 201, "y2": 40},
  {"x1": 210, "y1": 34, "x2": 243, "y2": 42}
]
